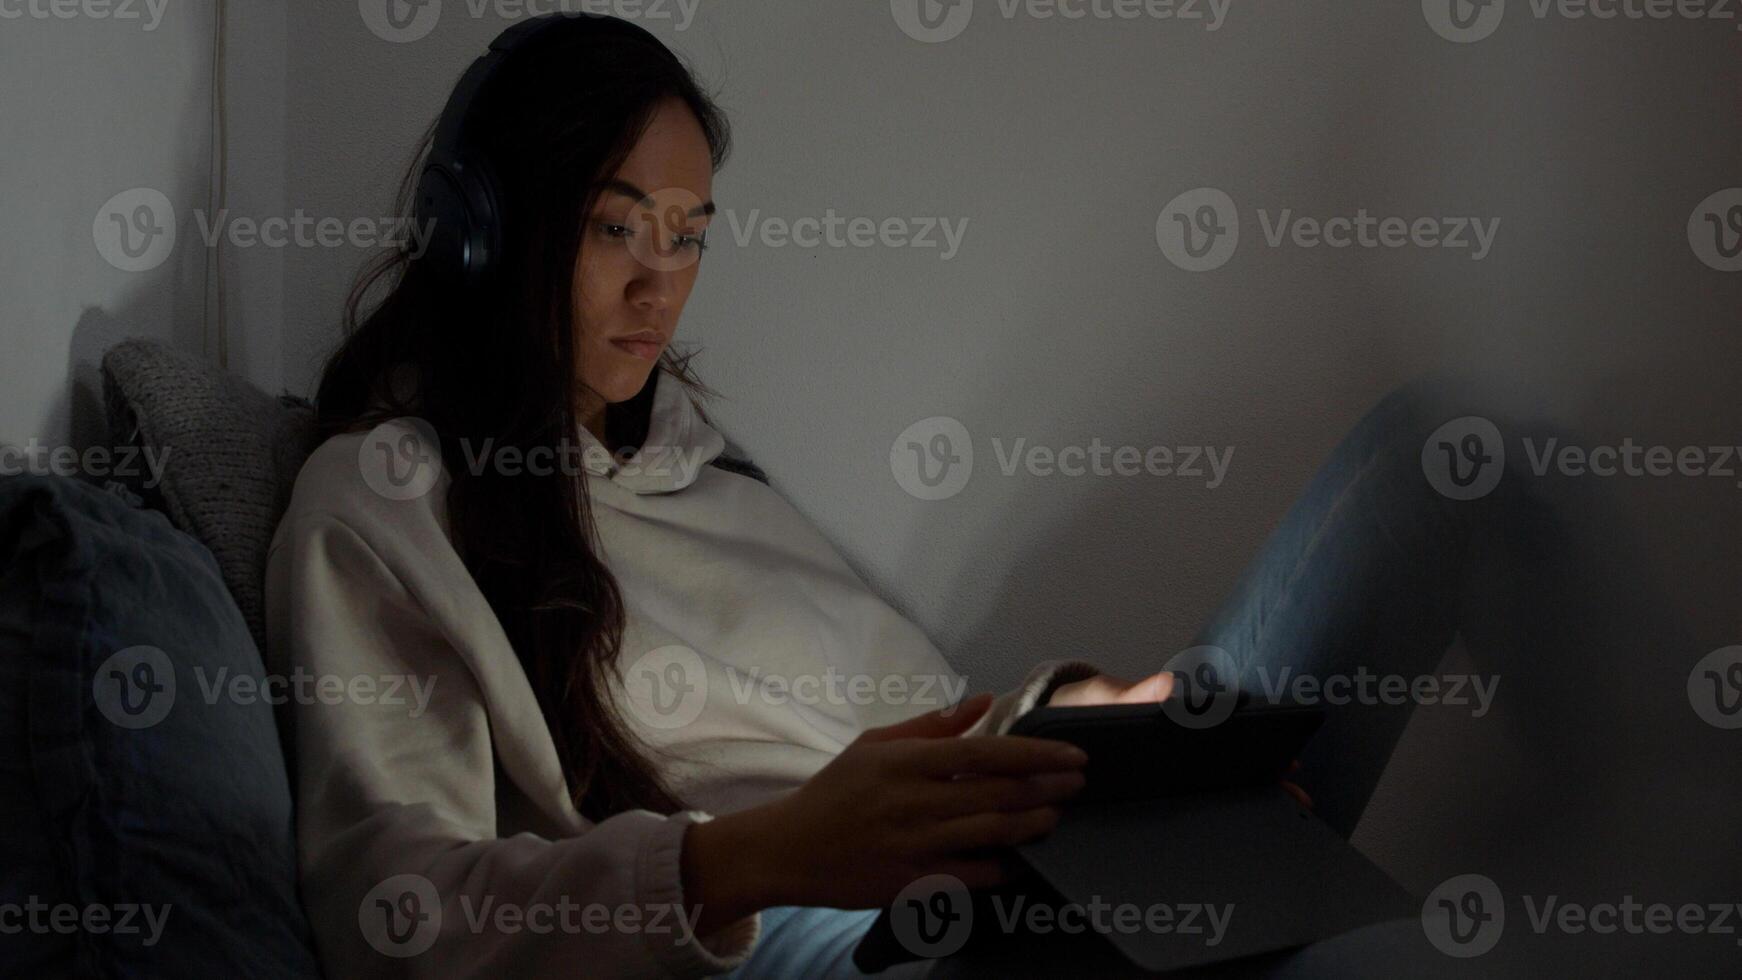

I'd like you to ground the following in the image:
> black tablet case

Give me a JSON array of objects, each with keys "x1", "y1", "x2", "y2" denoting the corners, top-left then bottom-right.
[{"x1": 854, "y1": 787, "x2": 1416, "y2": 975}]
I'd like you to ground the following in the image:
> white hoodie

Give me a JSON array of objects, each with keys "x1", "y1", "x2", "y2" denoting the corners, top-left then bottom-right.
[{"x1": 264, "y1": 368, "x2": 1094, "y2": 979}]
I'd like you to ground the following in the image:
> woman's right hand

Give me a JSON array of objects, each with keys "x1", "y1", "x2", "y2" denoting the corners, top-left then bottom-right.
[
  {"x1": 683, "y1": 693, "x2": 1088, "y2": 932},
  {"x1": 766, "y1": 692, "x2": 1089, "y2": 908}
]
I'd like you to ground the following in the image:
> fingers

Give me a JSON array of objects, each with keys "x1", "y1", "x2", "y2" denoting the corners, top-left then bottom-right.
[
  {"x1": 930, "y1": 806, "x2": 1064, "y2": 854},
  {"x1": 923, "y1": 771, "x2": 1086, "y2": 819},
  {"x1": 903, "y1": 735, "x2": 1087, "y2": 779},
  {"x1": 1117, "y1": 670, "x2": 1175, "y2": 704},
  {"x1": 931, "y1": 857, "x2": 1012, "y2": 892},
  {"x1": 1282, "y1": 780, "x2": 1313, "y2": 809},
  {"x1": 1048, "y1": 670, "x2": 1176, "y2": 707},
  {"x1": 860, "y1": 693, "x2": 993, "y2": 743}
]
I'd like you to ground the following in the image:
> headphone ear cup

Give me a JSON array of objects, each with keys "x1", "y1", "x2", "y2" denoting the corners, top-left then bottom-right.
[{"x1": 414, "y1": 152, "x2": 501, "y2": 291}]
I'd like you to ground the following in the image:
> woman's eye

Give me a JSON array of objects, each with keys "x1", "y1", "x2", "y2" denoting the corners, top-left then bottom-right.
[
  {"x1": 600, "y1": 223, "x2": 633, "y2": 239},
  {"x1": 675, "y1": 233, "x2": 708, "y2": 252}
]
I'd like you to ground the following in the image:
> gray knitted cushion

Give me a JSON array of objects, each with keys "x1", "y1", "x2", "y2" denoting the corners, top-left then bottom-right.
[{"x1": 100, "y1": 340, "x2": 320, "y2": 648}]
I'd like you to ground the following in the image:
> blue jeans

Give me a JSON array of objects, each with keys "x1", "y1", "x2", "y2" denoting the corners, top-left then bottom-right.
[{"x1": 722, "y1": 380, "x2": 1729, "y2": 977}]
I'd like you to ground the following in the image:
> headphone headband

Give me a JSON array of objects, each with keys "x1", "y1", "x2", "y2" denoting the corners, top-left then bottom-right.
[{"x1": 414, "y1": 12, "x2": 661, "y2": 293}]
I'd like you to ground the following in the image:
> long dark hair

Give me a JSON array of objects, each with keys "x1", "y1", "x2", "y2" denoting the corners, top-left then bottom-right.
[{"x1": 316, "y1": 17, "x2": 730, "y2": 821}]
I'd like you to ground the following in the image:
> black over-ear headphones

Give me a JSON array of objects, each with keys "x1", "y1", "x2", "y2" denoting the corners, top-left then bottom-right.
[{"x1": 412, "y1": 12, "x2": 662, "y2": 293}]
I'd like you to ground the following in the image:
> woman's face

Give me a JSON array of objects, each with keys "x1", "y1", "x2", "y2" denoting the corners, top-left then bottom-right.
[{"x1": 573, "y1": 97, "x2": 716, "y2": 411}]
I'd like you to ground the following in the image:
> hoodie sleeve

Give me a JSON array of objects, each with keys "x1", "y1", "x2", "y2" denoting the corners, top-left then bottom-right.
[
  {"x1": 265, "y1": 512, "x2": 758, "y2": 980},
  {"x1": 960, "y1": 659, "x2": 1103, "y2": 737}
]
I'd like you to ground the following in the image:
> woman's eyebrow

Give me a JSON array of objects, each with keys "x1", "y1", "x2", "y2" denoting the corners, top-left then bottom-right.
[{"x1": 597, "y1": 178, "x2": 715, "y2": 217}]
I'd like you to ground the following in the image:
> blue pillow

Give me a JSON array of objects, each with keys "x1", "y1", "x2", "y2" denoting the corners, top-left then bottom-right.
[{"x1": 0, "y1": 474, "x2": 320, "y2": 978}]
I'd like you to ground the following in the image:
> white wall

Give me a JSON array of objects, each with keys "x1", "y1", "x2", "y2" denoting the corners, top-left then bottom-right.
[
  {"x1": 10, "y1": 0, "x2": 1738, "y2": 681},
  {"x1": 7, "y1": 2, "x2": 1739, "y2": 867},
  {"x1": 276, "y1": 0, "x2": 1742, "y2": 692},
  {"x1": 0, "y1": 1, "x2": 286, "y2": 453}
]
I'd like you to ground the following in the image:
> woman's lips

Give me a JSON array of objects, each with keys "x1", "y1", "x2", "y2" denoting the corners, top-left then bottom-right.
[{"x1": 610, "y1": 338, "x2": 663, "y2": 360}]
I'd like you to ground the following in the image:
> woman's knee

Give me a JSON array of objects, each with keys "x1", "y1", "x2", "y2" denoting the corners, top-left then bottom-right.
[{"x1": 1354, "y1": 374, "x2": 1575, "y2": 500}]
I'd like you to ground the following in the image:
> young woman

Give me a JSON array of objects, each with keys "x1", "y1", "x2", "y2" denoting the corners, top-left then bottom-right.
[{"x1": 267, "y1": 12, "x2": 1719, "y2": 979}]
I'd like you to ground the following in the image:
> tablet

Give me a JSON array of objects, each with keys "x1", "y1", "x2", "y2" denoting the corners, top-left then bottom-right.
[{"x1": 1005, "y1": 697, "x2": 1324, "y2": 802}]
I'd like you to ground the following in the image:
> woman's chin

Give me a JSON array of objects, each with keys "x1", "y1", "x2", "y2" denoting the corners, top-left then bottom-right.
[{"x1": 589, "y1": 366, "x2": 658, "y2": 404}]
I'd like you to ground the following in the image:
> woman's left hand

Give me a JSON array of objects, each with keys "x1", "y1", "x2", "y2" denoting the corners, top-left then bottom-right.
[
  {"x1": 1044, "y1": 670, "x2": 1314, "y2": 810},
  {"x1": 1046, "y1": 670, "x2": 1175, "y2": 707}
]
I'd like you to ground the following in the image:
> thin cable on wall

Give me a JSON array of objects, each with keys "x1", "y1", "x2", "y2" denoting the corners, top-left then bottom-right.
[{"x1": 204, "y1": 0, "x2": 229, "y2": 369}]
